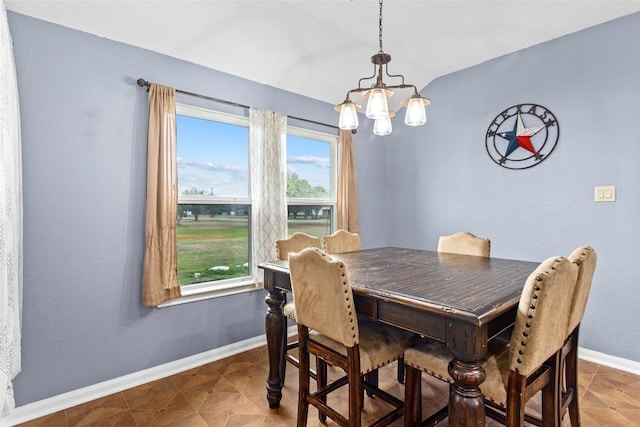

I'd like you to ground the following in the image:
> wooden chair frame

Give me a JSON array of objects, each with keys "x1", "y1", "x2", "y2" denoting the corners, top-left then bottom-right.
[{"x1": 298, "y1": 324, "x2": 404, "y2": 427}]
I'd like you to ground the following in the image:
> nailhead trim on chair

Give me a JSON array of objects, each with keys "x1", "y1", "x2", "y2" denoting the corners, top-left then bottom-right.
[
  {"x1": 405, "y1": 361, "x2": 454, "y2": 384},
  {"x1": 364, "y1": 355, "x2": 404, "y2": 374},
  {"x1": 514, "y1": 258, "x2": 562, "y2": 368}
]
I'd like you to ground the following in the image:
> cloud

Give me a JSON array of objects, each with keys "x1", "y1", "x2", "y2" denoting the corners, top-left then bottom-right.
[
  {"x1": 287, "y1": 155, "x2": 330, "y2": 168},
  {"x1": 177, "y1": 157, "x2": 247, "y2": 180}
]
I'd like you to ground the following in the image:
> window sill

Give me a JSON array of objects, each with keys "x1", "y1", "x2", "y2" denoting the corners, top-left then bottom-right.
[{"x1": 157, "y1": 278, "x2": 261, "y2": 308}]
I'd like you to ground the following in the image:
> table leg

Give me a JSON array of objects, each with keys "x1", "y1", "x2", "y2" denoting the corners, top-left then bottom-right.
[
  {"x1": 447, "y1": 359, "x2": 486, "y2": 426},
  {"x1": 265, "y1": 289, "x2": 285, "y2": 409}
]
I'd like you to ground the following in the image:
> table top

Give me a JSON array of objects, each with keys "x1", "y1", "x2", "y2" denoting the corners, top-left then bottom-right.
[{"x1": 260, "y1": 246, "x2": 540, "y2": 326}]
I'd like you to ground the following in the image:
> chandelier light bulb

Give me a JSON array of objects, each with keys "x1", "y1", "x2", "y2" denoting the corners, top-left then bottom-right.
[
  {"x1": 365, "y1": 88, "x2": 389, "y2": 119},
  {"x1": 338, "y1": 102, "x2": 359, "y2": 130},
  {"x1": 404, "y1": 97, "x2": 427, "y2": 126},
  {"x1": 373, "y1": 112, "x2": 393, "y2": 136}
]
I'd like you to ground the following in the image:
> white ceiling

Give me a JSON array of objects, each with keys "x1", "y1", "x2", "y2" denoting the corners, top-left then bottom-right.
[{"x1": 6, "y1": 0, "x2": 640, "y2": 112}]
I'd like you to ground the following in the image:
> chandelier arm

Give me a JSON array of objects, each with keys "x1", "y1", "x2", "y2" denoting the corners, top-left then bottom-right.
[
  {"x1": 378, "y1": 84, "x2": 416, "y2": 91},
  {"x1": 347, "y1": 88, "x2": 370, "y2": 97},
  {"x1": 384, "y1": 63, "x2": 406, "y2": 86},
  {"x1": 357, "y1": 64, "x2": 379, "y2": 90}
]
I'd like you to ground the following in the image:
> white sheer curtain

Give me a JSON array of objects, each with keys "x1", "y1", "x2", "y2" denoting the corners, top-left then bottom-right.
[
  {"x1": 249, "y1": 108, "x2": 287, "y2": 285},
  {"x1": 0, "y1": 0, "x2": 23, "y2": 417}
]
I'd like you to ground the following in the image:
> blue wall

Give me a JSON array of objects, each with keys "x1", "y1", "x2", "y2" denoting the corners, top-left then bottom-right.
[
  {"x1": 8, "y1": 12, "x2": 337, "y2": 405},
  {"x1": 373, "y1": 13, "x2": 640, "y2": 361},
  {"x1": 8, "y1": 9, "x2": 639, "y2": 407}
]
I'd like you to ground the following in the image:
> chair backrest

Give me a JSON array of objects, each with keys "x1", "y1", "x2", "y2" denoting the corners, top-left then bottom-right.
[
  {"x1": 288, "y1": 248, "x2": 359, "y2": 347},
  {"x1": 566, "y1": 246, "x2": 597, "y2": 335},
  {"x1": 275, "y1": 232, "x2": 321, "y2": 261},
  {"x1": 509, "y1": 256, "x2": 578, "y2": 376},
  {"x1": 437, "y1": 232, "x2": 491, "y2": 257},
  {"x1": 323, "y1": 229, "x2": 362, "y2": 254}
]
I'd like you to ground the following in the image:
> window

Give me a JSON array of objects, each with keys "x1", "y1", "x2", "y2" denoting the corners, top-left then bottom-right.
[
  {"x1": 173, "y1": 104, "x2": 337, "y2": 302},
  {"x1": 176, "y1": 104, "x2": 251, "y2": 291},
  {"x1": 286, "y1": 127, "x2": 337, "y2": 240}
]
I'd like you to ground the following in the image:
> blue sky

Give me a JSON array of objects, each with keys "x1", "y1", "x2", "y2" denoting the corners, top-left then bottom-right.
[{"x1": 176, "y1": 115, "x2": 331, "y2": 197}]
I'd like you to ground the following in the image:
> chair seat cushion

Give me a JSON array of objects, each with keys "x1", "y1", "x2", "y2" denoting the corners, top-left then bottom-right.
[
  {"x1": 283, "y1": 301, "x2": 296, "y2": 321},
  {"x1": 404, "y1": 338, "x2": 511, "y2": 407},
  {"x1": 311, "y1": 318, "x2": 416, "y2": 374}
]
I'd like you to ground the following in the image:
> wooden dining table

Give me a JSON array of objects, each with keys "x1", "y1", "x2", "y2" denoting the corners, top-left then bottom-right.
[{"x1": 259, "y1": 247, "x2": 540, "y2": 426}]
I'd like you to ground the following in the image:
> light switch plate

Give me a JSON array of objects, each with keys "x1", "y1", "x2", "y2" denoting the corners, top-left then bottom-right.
[{"x1": 594, "y1": 186, "x2": 616, "y2": 202}]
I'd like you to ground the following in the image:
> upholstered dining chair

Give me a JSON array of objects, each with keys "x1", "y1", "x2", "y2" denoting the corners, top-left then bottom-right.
[
  {"x1": 277, "y1": 233, "x2": 322, "y2": 324},
  {"x1": 289, "y1": 247, "x2": 416, "y2": 426},
  {"x1": 403, "y1": 256, "x2": 578, "y2": 427},
  {"x1": 323, "y1": 229, "x2": 362, "y2": 254},
  {"x1": 323, "y1": 228, "x2": 405, "y2": 388},
  {"x1": 437, "y1": 231, "x2": 491, "y2": 257},
  {"x1": 558, "y1": 246, "x2": 597, "y2": 427},
  {"x1": 275, "y1": 232, "x2": 322, "y2": 381}
]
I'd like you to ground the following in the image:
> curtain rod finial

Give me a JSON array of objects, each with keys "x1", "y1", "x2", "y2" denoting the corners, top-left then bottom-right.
[{"x1": 136, "y1": 78, "x2": 149, "y2": 88}]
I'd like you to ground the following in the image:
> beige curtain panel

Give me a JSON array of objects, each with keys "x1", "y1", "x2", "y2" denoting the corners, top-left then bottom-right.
[
  {"x1": 337, "y1": 130, "x2": 360, "y2": 233},
  {"x1": 142, "y1": 84, "x2": 181, "y2": 306}
]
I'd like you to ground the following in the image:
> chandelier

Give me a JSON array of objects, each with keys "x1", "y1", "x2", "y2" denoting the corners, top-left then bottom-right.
[{"x1": 335, "y1": 0, "x2": 430, "y2": 136}]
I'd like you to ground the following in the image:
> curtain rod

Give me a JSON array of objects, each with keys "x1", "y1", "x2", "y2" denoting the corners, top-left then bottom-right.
[{"x1": 136, "y1": 78, "x2": 354, "y2": 133}]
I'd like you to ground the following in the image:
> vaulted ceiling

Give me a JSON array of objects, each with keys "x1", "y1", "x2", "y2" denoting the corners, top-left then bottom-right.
[{"x1": 6, "y1": 1, "x2": 640, "y2": 111}]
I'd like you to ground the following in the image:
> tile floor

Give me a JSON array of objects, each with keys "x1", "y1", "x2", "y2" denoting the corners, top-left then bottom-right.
[{"x1": 17, "y1": 344, "x2": 640, "y2": 426}]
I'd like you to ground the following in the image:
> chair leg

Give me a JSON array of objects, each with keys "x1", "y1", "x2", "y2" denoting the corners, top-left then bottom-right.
[
  {"x1": 316, "y1": 355, "x2": 327, "y2": 423},
  {"x1": 347, "y1": 347, "x2": 362, "y2": 427},
  {"x1": 280, "y1": 316, "x2": 288, "y2": 383},
  {"x1": 506, "y1": 372, "x2": 527, "y2": 427},
  {"x1": 397, "y1": 357, "x2": 406, "y2": 383},
  {"x1": 297, "y1": 326, "x2": 310, "y2": 427},
  {"x1": 404, "y1": 365, "x2": 422, "y2": 427},
  {"x1": 297, "y1": 334, "x2": 310, "y2": 427},
  {"x1": 542, "y1": 353, "x2": 560, "y2": 427},
  {"x1": 566, "y1": 345, "x2": 581, "y2": 427},
  {"x1": 364, "y1": 369, "x2": 379, "y2": 397}
]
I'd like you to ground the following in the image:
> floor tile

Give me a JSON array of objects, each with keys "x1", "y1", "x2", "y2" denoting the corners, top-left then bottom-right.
[{"x1": 15, "y1": 344, "x2": 640, "y2": 426}]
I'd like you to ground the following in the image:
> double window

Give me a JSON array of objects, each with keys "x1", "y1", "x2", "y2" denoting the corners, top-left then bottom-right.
[{"x1": 175, "y1": 104, "x2": 337, "y2": 296}]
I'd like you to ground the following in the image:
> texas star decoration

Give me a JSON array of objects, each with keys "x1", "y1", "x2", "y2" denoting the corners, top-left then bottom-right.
[
  {"x1": 485, "y1": 104, "x2": 560, "y2": 170},
  {"x1": 498, "y1": 112, "x2": 545, "y2": 163}
]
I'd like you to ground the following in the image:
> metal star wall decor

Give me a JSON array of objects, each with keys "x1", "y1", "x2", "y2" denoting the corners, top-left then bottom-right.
[{"x1": 485, "y1": 104, "x2": 559, "y2": 169}]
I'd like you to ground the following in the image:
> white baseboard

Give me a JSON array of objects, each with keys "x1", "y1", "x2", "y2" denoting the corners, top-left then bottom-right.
[
  {"x1": 578, "y1": 347, "x2": 640, "y2": 376},
  {"x1": 2, "y1": 333, "x2": 636, "y2": 426},
  {"x1": 0, "y1": 326, "x2": 297, "y2": 427}
]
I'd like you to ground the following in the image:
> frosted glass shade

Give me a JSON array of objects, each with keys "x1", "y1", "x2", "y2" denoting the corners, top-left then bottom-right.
[
  {"x1": 404, "y1": 97, "x2": 427, "y2": 126},
  {"x1": 365, "y1": 88, "x2": 389, "y2": 119},
  {"x1": 373, "y1": 114, "x2": 392, "y2": 136},
  {"x1": 338, "y1": 102, "x2": 359, "y2": 130}
]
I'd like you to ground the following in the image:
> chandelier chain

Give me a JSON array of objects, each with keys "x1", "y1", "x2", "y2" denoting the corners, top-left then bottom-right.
[{"x1": 378, "y1": 0, "x2": 384, "y2": 53}]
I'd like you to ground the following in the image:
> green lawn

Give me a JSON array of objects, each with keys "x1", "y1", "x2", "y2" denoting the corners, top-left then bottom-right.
[{"x1": 177, "y1": 215, "x2": 332, "y2": 285}]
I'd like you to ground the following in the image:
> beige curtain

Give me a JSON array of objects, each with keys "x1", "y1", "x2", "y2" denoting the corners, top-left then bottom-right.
[
  {"x1": 249, "y1": 108, "x2": 287, "y2": 286},
  {"x1": 337, "y1": 130, "x2": 360, "y2": 232},
  {"x1": 142, "y1": 84, "x2": 181, "y2": 306}
]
